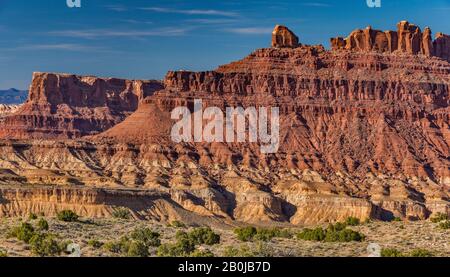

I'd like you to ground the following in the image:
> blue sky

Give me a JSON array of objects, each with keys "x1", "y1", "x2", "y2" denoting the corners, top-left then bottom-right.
[{"x1": 1, "y1": 0, "x2": 450, "y2": 89}]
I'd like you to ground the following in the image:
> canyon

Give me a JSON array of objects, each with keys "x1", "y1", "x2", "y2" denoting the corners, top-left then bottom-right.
[{"x1": 0, "y1": 22, "x2": 448, "y2": 226}]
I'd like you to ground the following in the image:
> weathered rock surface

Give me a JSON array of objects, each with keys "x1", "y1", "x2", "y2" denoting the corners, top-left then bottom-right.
[
  {"x1": 331, "y1": 21, "x2": 450, "y2": 62},
  {"x1": 0, "y1": 23, "x2": 449, "y2": 225},
  {"x1": 0, "y1": 104, "x2": 20, "y2": 118},
  {"x1": 272, "y1": 25, "x2": 299, "y2": 48},
  {"x1": 0, "y1": 73, "x2": 164, "y2": 139}
]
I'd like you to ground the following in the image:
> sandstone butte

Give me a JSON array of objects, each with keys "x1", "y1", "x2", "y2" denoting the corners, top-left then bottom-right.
[{"x1": 0, "y1": 21, "x2": 448, "y2": 226}]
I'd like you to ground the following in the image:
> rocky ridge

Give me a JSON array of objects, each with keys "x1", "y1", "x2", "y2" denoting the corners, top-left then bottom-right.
[
  {"x1": 0, "y1": 22, "x2": 448, "y2": 226},
  {"x1": 331, "y1": 21, "x2": 450, "y2": 62}
]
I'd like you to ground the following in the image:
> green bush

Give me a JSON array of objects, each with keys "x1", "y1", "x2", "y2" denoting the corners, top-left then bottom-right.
[
  {"x1": 88, "y1": 239, "x2": 104, "y2": 249},
  {"x1": 157, "y1": 239, "x2": 195, "y2": 257},
  {"x1": 409, "y1": 249, "x2": 434, "y2": 257},
  {"x1": 57, "y1": 210, "x2": 79, "y2": 222},
  {"x1": 297, "y1": 224, "x2": 364, "y2": 242},
  {"x1": 127, "y1": 240, "x2": 149, "y2": 257},
  {"x1": 37, "y1": 218, "x2": 49, "y2": 231},
  {"x1": 130, "y1": 227, "x2": 161, "y2": 247},
  {"x1": 222, "y1": 245, "x2": 255, "y2": 257},
  {"x1": 29, "y1": 233, "x2": 62, "y2": 257},
  {"x1": 29, "y1": 213, "x2": 38, "y2": 220},
  {"x1": 234, "y1": 227, "x2": 291, "y2": 242},
  {"x1": 190, "y1": 249, "x2": 214, "y2": 257},
  {"x1": 392, "y1": 217, "x2": 402, "y2": 222},
  {"x1": 345, "y1": 217, "x2": 360, "y2": 226},
  {"x1": 430, "y1": 213, "x2": 448, "y2": 223},
  {"x1": 297, "y1": 228, "x2": 326, "y2": 241},
  {"x1": 112, "y1": 207, "x2": 131, "y2": 219},
  {"x1": 222, "y1": 242, "x2": 273, "y2": 257},
  {"x1": 234, "y1": 227, "x2": 257, "y2": 242},
  {"x1": 104, "y1": 228, "x2": 160, "y2": 256},
  {"x1": 0, "y1": 249, "x2": 7, "y2": 257},
  {"x1": 169, "y1": 220, "x2": 186, "y2": 228},
  {"x1": 188, "y1": 227, "x2": 220, "y2": 245},
  {"x1": 381, "y1": 248, "x2": 403, "y2": 257},
  {"x1": 438, "y1": 220, "x2": 450, "y2": 230},
  {"x1": 103, "y1": 241, "x2": 122, "y2": 254},
  {"x1": 10, "y1": 222, "x2": 35, "y2": 243}
]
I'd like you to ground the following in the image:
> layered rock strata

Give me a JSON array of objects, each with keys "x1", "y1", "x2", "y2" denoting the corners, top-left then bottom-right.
[
  {"x1": 331, "y1": 21, "x2": 450, "y2": 62},
  {"x1": 0, "y1": 22, "x2": 448, "y2": 225},
  {"x1": 0, "y1": 73, "x2": 163, "y2": 139}
]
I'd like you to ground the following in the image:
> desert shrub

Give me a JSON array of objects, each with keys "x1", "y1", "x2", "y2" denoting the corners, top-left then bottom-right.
[
  {"x1": 345, "y1": 217, "x2": 360, "y2": 226},
  {"x1": 297, "y1": 224, "x2": 364, "y2": 243},
  {"x1": 234, "y1": 227, "x2": 291, "y2": 242},
  {"x1": 381, "y1": 248, "x2": 403, "y2": 257},
  {"x1": 10, "y1": 222, "x2": 35, "y2": 243},
  {"x1": 234, "y1": 227, "x2": 257, "y2": 242},
  {"x1": 29, "y1": 213, "x2": 38, "y2": 220},
  {"x1": 430, "y1": 213, "x2": 448, "y2": 223},
  {"x1": 252, "y1": 241, "x2": 274, "y2": 257},
  {"x1": 157, "y1": 227, "x2": 220, "y2": 257},
  {"x1": 37, "y1": 218, "x2": 49, "y2": 231},
  {"x1": 104, "y1": 228, "x2": 159, "y2": 256},
  {"x1": 29, "y1": 233, "x2": 62, "y2": 257},
  {"x1": 130, "y1": 227, "x2": 161, "y2": 247},
  {"x1": 223, "y1": 242, "x2": 273, "y2": 257},
  {"x1": 297, "y1": 228, "x2": 326, "y2": 241},
  {"x1": 256, "y1": 227, "x2": 293, "y2": 241},
  {"x1": 335, "y1": 229, "x2": 364, "y2": 242},
  {"x1": 223, "y1": 245, "x2": 254, "y2": 257},
  {"x1": 103, "y1": 241, "x2": 122, "y2": 254},
  {"x1": 188, "y1": 227, "x2": 220, "y2": 245},
  {"x1": 0, "y1": 249, "x2": 7, "y2": 257},
  {"x1": 409, "y1": 249, "x2": 434, "y2": 257},
  {"x1": 88, "y1": 239, "x2": 104, "y2": 249},
  {"x1": 190, "y1": 249, "x2": 215, "y2": 257},
  {"x1": 57, "y1": 210, "x2": 79, "y2": 222},
  {"x1": 112, "y1": 207, "x2": 131, "y2": 219},
  {"x1": 127, "y1": 240, "x2": 149, "y2": 257},
  {"x1": 438, "y1": 220, "x2": 450, "y2": 230},
  {"x1": 157, "y1": 239, "x2": 195, "y2": 257},
  {"x1": 169, "y1": 220, "x2": 186, "y2": 228}
]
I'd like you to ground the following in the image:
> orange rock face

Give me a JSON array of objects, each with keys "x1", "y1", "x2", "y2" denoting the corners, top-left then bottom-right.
[
  {"x1": 0, "y1": 72, "x2": 163, "y2": 139},
  {"x1": 0, "y1": 23, "x2": 449, "y2": 225},
  {"x1": 331, "y1": 21, "x2": 450, "y2": 62},
  {"x1": 272, "y1": 25, "x2": 299, "y2": 48}
]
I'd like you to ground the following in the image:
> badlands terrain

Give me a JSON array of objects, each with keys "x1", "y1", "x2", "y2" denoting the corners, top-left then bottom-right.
[{"x1": 0, "y1": 21, "x2": 448, "y2": 256}]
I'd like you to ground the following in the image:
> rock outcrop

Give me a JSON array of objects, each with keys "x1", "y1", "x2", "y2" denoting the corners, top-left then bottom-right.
[
  {"x1": 331, "y1": 21, "x2": 450, "y2": 62},
  {"x1": 0, "y1": 73, "x2": 164, "y2": 139},
  {"x1": 0, "y1": 22, "x2": 449, "y2": 225},
  {"x1": 434, "y1": 32, "x2": 450, "y2": 61},
  {"x1": 0, "y1": 104, "x2": 20, "y2": 118},
  {"x1": 272, "y1": 25, "x2": 299, "y2": 48}
]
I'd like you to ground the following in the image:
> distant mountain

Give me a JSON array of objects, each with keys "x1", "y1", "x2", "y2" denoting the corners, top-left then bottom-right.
[{"x1": 0, "y1": 88, "x2": 28, "y2": 104}]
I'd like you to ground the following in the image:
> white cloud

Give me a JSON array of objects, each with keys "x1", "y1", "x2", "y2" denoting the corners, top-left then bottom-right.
[
  {"x1": 225, "y1": 27, "x2": 273, "y2": 35},
  {"x1": 300, "y1": 2, "x2": 332, "y2": 7},
  {"x1": 15, "y1": 44, "x2": 105, "y2": 52},
  {"x1": 48, "y1": 27, "x2": 189, "y2": 39},
  {"x1": 105, "y1": 5, "x2": 128, "y2": 12},
  {"x1": 140, "y1": 7, "x2": 239, "y2": 17}
]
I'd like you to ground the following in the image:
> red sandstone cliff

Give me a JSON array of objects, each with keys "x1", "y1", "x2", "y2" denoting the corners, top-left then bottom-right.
[
  {"x1": 331, "y1": 21, "x2": 450, "y2": 63},
  {"x1": 0, "y1": 22, "x2": 448, "y2": 224},
  {"x1": 0, "y1": 73, "x2": 163, "y2": 139}
]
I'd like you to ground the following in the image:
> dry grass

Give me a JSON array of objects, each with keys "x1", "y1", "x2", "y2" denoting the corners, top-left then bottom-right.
[{"x1": 0, "y1": 216, "x2": 448, "y2": 257}]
